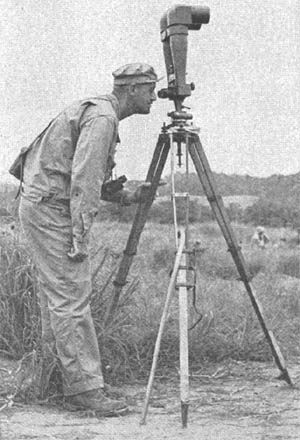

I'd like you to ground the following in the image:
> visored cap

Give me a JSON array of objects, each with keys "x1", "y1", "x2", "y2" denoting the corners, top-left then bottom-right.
[{"x1": 113, "y1": 63, "x2": 160, "y2": 85}]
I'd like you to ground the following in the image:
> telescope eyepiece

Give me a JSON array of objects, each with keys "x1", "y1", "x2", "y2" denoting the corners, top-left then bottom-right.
[
  {"x1": 160, "y1": 4, "x2": 210, "y2": 33},
  {"x1": 190, "y1": 6, "x2": 210, "y2": 28}
]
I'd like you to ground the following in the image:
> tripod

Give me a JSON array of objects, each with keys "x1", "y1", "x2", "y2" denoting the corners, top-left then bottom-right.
[{"x1": 104, "y1": 113, "x2": 292, "y2": 427}]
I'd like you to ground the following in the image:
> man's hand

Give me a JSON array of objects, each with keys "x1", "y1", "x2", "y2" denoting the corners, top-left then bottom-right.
[
  {"x1": 132, "y1": 182, "x2": 152, "y2": 203},
  {"x1": 67, "y1": 238, "x2": 89, "y2": 262},
  {"x1": 121, "y1": 180, "x2": 167, "y2": 205},
  {"x1": 133, "y1": 180, "x2": 167, "y2": 203}
]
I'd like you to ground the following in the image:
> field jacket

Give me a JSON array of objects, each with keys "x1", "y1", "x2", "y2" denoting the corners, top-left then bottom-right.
[{"x1": 22, "y1": 94, "x2": 120, "y2": 242}]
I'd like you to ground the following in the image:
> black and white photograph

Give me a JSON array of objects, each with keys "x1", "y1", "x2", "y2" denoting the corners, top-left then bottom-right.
[{"x1": 0, "y1": 1, "x2": 299, "y2": 439}]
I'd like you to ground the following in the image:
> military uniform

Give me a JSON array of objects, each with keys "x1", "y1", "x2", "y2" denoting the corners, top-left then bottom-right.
[
  {"x1": 19, "y1": 95, "x2": 122, "y2": 395},
  {"x1": 13, "y1": 63, "x2": 159, "y2": 402}
]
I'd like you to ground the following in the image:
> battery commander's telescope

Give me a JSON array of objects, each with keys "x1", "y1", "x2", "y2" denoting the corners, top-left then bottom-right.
[
  {"x1": 105, "y1": 3, "x2": 292, "y2": 429},
  {"x1": 158, "y1": 5, "x2": 210, "y2": 118}
]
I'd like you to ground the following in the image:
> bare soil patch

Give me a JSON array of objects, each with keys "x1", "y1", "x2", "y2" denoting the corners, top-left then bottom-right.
[{"x1": 0, "y1": 359, "x2": 299, "y2": 440}]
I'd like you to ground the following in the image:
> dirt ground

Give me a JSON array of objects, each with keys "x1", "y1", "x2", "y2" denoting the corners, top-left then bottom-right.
[{"x1": 0, "y1": 359, "x2": 299, "y2": 440}]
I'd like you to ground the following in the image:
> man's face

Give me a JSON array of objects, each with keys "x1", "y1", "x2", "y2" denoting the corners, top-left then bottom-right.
[{"x1": 131, "y1": 83, "x2": 157, "y2": 114}]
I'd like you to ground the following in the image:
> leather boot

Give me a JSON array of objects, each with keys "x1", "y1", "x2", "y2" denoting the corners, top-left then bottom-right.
[{"x1": 64, "y1": 388, "x2": 129, "y2": 417}]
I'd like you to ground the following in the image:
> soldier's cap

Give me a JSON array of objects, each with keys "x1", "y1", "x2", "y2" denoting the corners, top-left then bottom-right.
[
  {"x1": 256, "y1": 226, "x2": 265, "y2": 233},
  {"x1": 113, "y1": 63, "x2": 161, "y2": 85}
]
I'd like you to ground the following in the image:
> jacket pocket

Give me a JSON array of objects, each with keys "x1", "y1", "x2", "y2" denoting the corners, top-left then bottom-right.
[{"x1": 9, "y1": 145, "x2": 33, "y2": 181}]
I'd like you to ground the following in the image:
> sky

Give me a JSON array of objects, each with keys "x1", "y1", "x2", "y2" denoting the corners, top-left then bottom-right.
[{"x1": 1, "y1": 0, "x2": 299, "y2": 183}]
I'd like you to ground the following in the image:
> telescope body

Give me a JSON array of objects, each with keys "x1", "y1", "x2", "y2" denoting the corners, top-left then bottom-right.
[{"x1": 159, "y1": 4, "x2": 210, "y2": 111}]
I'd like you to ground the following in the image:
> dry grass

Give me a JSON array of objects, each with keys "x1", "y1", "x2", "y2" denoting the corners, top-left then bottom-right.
[
  {"x1": 0, "y1": 236, "x2": 41, "y2": 359},
  {"x1": 276, "y1": 252, "x2": 300, "y2": 278},
  {"x1": 89, "y1": 221, "x2": 300, "y2": 376},
  {"x1": 0, "y1": 219, "x2": 299, "y2": 398}
]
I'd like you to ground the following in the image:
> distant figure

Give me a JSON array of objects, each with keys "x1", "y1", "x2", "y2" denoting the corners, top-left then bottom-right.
[{"x1": 251, "y1": 226, "x2": 270, "y2": 249}]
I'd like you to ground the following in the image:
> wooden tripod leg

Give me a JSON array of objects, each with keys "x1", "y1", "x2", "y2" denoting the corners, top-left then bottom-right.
[
  {"x1": 104, "y1": 133, "x2": 171, "y2": 326},
  {"x1": 140, "y1": 229, "x2": 186, "y2": 425},
  {"x1": 178, "y1": 243, "x2": 189, "y2": 428},
  {"x1": 188, "y1": 133, "x2": 292, "y2": 386}
]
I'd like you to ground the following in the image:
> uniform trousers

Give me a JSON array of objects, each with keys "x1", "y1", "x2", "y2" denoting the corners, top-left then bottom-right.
[{"x1": 19, "y1": 197, "x2": 104, "y2": 396}]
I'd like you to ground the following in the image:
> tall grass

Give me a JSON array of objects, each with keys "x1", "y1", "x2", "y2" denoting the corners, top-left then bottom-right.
[
  {"x1": 89, "y1": 221, "x2": 300, "y2": 377},
  {"x1": 0, "y1": 236, "x2": 40, "y2": 358},
  {"x1": 276, "y1": 252, "x2": 300, "y2": 278},
  {"x1": 0, "y1": 220, "x2": 299, "y2": 398}
]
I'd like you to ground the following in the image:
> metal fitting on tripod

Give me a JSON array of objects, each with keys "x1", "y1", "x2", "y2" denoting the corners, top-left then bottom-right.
[{"x1": 168, "y1": 111, "x2": 193, "y2": 127}]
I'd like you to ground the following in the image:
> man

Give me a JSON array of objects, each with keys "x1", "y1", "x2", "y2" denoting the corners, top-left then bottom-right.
[
  {"x1": 251, "y1": 226, "x2": 270, "y2": 249},
  {"x1": 11, "y1": 63, "x2": 158, "y2": 416}
]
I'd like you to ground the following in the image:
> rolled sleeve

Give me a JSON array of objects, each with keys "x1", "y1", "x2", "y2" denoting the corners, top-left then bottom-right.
[{"x1": 70, "y1": 116, "x2": 117, "y2": 242}]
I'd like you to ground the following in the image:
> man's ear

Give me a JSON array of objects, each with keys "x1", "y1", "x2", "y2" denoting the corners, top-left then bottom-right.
[{"x1": 128, "y1": 84, "x2": 138, "y2": 95}]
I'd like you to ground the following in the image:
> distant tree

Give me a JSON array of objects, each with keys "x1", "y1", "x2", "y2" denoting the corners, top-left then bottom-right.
[
  {"x1": 243, "y1": 198, "x2": 300, "y2": 228},
  {"x1": 226, "y1": 203, "x2": 243, "y2": 223}
]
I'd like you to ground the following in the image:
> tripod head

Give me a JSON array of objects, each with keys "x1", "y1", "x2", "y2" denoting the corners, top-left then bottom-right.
[{"x1": 158, "y1": 4, "x2": 210, "y2": 123}]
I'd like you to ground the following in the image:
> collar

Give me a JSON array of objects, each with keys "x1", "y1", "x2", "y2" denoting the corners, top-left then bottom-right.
[
  {"x1": 85, "y1": 94, "x2": 120, "y2": 120},
  {"x1": 106, "y1": 94, "x2": 120, "y2": 120}
]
